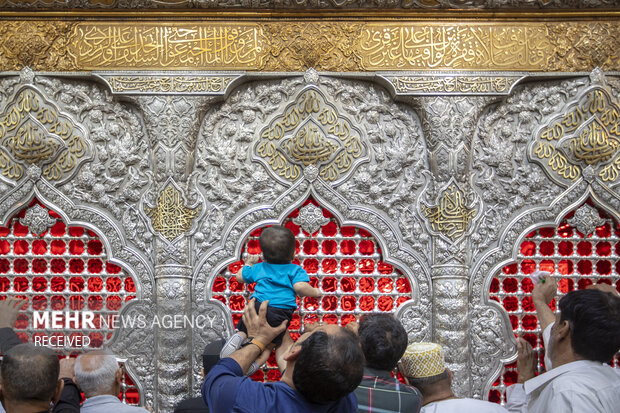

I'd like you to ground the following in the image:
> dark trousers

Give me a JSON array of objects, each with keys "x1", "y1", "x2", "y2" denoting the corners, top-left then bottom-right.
[{"x1": 236, "y1": 300, "x2": 294, "y2": 346}]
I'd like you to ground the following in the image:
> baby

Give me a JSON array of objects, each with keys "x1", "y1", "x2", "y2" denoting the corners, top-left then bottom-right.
[{"x1": 220, "y1": 225, "x2": 321, "y2": 373}]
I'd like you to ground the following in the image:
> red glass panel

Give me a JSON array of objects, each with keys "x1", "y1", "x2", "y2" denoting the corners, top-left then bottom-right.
[
  {"x1": 229, "y1": 277, "x2": 244, "y2": 292},
  {"x1": 106, "y1": 296, "x2": 122, "y2": 311},
  {"x1": 521, "y1": 260, "x2": 535, "y2": 274},
  {"x1": 521, "y1": 315, "x2": 538, "y2": 330},
  {"x1": 321, "y1": 296, "x2": 337, "y2": 311},
  {"x1": 503, "y1": 263, "x2": 518, "y2": 275},
  {"x1": 88, "y1": 277, "x2": 103, "y2": 292},
  {"x1": 69, "y1": 240, "x2": 84, "y2": 255},
  {"x1": 502, "y1": 296, "x2": 518, "y2": 312},
  {"x1": 13, "y1": 240, "x2": 29, "y2": 255},
  {"x1": 520, "y1": 241, "x2": 536, "y2": 256},
  {"x1": 377, "y1": 261, "x2": 393, "y2": 274},
  {"x1": 321, "y1": 221, "x2": 338, "y2": 237},
  {"x1": 106, "y1": 263, "x2": 122, "y2": 274},
  {"x1": 32, "y1": 258, "x2": 47, "y2": 274},
  {"x1": 1, "y1": 277, "x2": 11, "y2": 291},
  {"x1": 304, "y1": 297, "x2": 319, "y2": 311},
  {"x1": 490, "y1": 277, "x2": 499, "y2": 293},
  {"x1": 247, "y1": 239, "x2": 261, "y2": 254},
  {"x1": 228, "y1": 260, "x2": 244, "y2": 274},
  {"x1": 595, "y1": 242, "x2": 611, "y2": 256},
  {"x1": 69, "y1": 259, "x2": 85, "y2": 273},
  {"x1": 340, "y1": 226, "x2": 356, "y2": 237},
  {"x1": 502, "y1": 278, "x2": 518, "y2": 293},
  {"x1": 341, "y1": 295, "x2": 356, "y2": 311},
  {"x1": 576, "y1": 241, "x2": 592, "y2": 256},
  {"x1": 50, "y1": 240, "x2": 66, "y2": 255},
  {"x1": 303, "y1": 240, "x2": 319, "y2": 255},
  {"x1": 539, "y1": 228, "x2": 555, "y2": 237},
  {"x1": 377, "y1": 278, "x2": 393, "y2": 293},
  {"x1": 88, "y1": 296, "x2": 103, "y2": 311},
  {"x1": 521, "y1": 296, "x2": 535, "y2": 312},
  {"x1": 303, "y1": 258, "x2": 319, "y2": 274},
  {"x1": 558, "y1": 278, "x2": 574, "y2": 294},
  {"x1": 87, "y1": 240, "x2": 103, "y2": 255},
  {"x1": 13, "y1": 222, "x2": 28, "y2": 236},
  {"x1": 321, "y1": 277, "x2": 337, "y2": 292},
  {"x1": 50, "y1": 259, "x2": 66, "y2": 273},
  {"x1": 596, "y1": 260, "x2": 612, "y2": 275},
  {"x1": 539, "y1": 241, "x2": 554, "y2": 256},
  {"x1": 69, "y1": 296, "x2": 85, "y2": 311},
  {"x1": 32, "y1": 240, "x2": 47, "y2": 255},
  {"x1": 340, "y1": 259, "x2": 356, "y2": 274},
  {"x1": 595, "y1": 223, "x2": 611, "y2": 238},
  {"x1": 341, "y1": 277, "x2": 356, "y2": 292},
  {"x1": 557, "y1": 241, "x2": 573, "y2": 256},
  {"x1": 88, "y1": 258, "x2": 103, "y2": 274},
  {"x1": 359, "y1": 296, "x2": 375, "y2": 311},
  {"x1": 321, "y1": 258, "x2": 337, "y2": 274},
  {"x1": 378, "y1": 296, "x2": 393, "y2": 311},
  {"x1": 51, "y1": 295, "x2": 66, "y2": 310},
  {"x1": 69, "y1": 277, "x2": 85, "y2": 292},
  {"x1": 577, "y1": 278, "x2": 593, "y2": 289},
  {"x1": 321, "y1": 240, "x2": 337, "y2": 255},
  {"x1": 229, "y1": 295, "x2": 245, "y2": 311},
  {"x1": 359, "y1": 277, "x2": 374, "y2": 292},
  {"x1": 359, "y1": 259, "x2": 375, "y2": 274},
  {"x1": 396, "y1": 278, "x2": 411, "y2": 293},
  {"x1": 359, "y1": 240, "x2": 375, "y2": 255},
  {"x1": 341, "y1": 314, "x2": 357, "y2": 326},
  {"x1": 106, "y1": 277, "x2": 122, "y2": 292},
  {"x1": 340, "y1": 240, "x2": 356, "y2": 255},
  {"x1": 577, "y1": 260, "x2": 593, "y2": 275},
  {"x1": 13, "y1": 277, "x2": 28, "y2": 292}
]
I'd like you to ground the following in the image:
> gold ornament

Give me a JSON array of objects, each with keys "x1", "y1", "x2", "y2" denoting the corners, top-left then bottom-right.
[
  {"x1": 145, "y1": 184, "x2": 201, "y2": 242},
  {"x1": 422, "y1": 184, "x2": 476, "y2": 242}
]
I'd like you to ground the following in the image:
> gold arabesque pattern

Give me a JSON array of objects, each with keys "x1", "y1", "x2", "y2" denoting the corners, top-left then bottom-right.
[
  {"x1": 530, "y1": 87, "x2": 620, "y2": 185},
  {"x1": 0, "y1": 18, "x2": 617, "y2": 72},
  {"x1": 255, "y1": 88, "x2": 368, "y2": 185},
  {"x1": 0, "y1": 87, "x2": 90, "y2": 182},
  {"x1": 145, "y1": 184, "x2": 200, "y2": 242}
]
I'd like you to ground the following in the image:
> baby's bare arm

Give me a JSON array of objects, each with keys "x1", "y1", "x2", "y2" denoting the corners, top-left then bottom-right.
[
  {"x1": 235, "y1": 272, "x2": 245, "y2": 283},
  {"x1": 294, "y1": 281, "x2": 321, "y2": 297}
]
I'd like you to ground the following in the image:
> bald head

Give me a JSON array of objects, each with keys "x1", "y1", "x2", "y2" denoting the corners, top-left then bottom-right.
[{"x1": 74, "y1": 352, "x2": 119, "y2": 398}]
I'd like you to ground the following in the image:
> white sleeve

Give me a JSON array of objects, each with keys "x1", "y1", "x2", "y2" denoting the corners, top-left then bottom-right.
[{"x1": 505, "y1": 383, "x2": 529, "y2": 413}]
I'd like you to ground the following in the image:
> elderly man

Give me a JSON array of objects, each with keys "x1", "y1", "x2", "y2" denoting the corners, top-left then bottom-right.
[
  {"x1": 350, "y1": 314, "x2": 422, "y2": 413},
  {"x1": 400, "y1": 342, "x2": 508, "y2": 412},
  {"x1": 506, "y1": 287, "x2": 620, "y2": 413},
  {"x1": 75, "y1": 351, "x2": 149, "y2": 413},
  {"x1": 202, "y1": 298, "x2": 364, "y2": 412}
]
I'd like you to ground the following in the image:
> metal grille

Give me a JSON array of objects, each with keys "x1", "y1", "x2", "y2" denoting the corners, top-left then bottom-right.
[
  {"x1": 0, "y1": 200, "x2": 140, "y2": 405},
  {"x1": 212, "y1": 199, "x2": 413, "y2": 381},
  {"x1": 488, "y1": 205, "x2": 620, "y2": 404}
]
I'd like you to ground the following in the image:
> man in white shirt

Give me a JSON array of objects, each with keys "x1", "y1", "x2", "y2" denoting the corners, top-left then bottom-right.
[
  {"x1": 399, "y1": 342, "x2": 508, "y2": 413},
  {"x1": 506, "y1": 287, "x2": 620, "y2": 413}
]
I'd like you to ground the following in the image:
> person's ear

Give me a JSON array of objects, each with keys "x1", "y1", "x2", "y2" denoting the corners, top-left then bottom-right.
[
  {"x1": 557, "y1": 320, "x2": 571, "y2": 341},
  {"x1": 52, "y1": 378, "x2": 65, "y2": 404},
  {"x1": 115, "y1": 367, "x2": 123, "y2": 385},
  {"x1": 283, "y1": 345, "x2": 302, "y2": 362}
]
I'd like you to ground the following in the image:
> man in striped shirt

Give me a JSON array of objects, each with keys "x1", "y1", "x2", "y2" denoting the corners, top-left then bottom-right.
[{"x1": 351, "y1": 314, "x2": 423, "y2": 413}]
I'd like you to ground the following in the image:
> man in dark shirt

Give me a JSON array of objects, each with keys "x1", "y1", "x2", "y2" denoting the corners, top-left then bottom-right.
[
  {"x1": 351, "y1": 314, "x2": 423, "y2": 413},
  {"x1": 202, "y1": 298, "x2": 364, "y2": 412}
]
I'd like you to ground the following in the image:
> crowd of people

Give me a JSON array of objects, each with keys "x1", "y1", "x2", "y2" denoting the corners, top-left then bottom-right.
[{"x1": 0, "y1": 226, "x2": 619, "y2": 412}]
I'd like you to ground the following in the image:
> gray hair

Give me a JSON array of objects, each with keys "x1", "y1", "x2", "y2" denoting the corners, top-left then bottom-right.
[{"x1": 74, "y1": 352, "x2": 119, "y2": 398}]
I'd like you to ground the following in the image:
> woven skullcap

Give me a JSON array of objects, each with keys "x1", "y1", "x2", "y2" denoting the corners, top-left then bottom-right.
[{"x1": 400, "y1": 342, "x2": 445, "y2": 378}]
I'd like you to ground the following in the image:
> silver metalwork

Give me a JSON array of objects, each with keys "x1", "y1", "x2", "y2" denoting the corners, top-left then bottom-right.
[
  {"x1": 19, "y1": 204, "x2": 57, "y2": 235},
  {"x1": 568, "y1": 203, "x2": 608, "y2": 236},
  {"x1": 292, "y1": 203, "x2": 329, "y2": 234}
]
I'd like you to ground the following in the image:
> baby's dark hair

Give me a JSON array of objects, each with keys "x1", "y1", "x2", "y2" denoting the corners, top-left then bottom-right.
[{"x1": 259, "y1": 225, "x2": 295, "y2": 264}]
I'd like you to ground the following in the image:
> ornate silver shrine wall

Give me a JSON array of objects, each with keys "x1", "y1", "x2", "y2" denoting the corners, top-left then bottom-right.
[{"x1": 0, "y1": 6, "x2": 618, "y2": 412}]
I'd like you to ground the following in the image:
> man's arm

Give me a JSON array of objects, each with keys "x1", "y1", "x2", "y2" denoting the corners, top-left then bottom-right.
[
  {"x1": 51, "y1": 354, "x2": 81, "y2": 413},
  {"x1": 531, "y1": 273, "x2": 557, "y2": 332},
  {"x1": 228, "y1": 299, "x2": 287, "y2": 372},
  {"x1": 293, "y1": 281, "x2": 321, "y2": 297},
  {"x1": 0, "y1": 298, "x2": 27, "y2": 352}
]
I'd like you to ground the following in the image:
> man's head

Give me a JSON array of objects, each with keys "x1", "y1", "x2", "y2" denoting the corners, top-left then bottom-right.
[
  {"x1": 74, "y1": 351, "x2": 121, "y2": 398},
  {"x1": 358, "y1": 314, "x2": 408, "y2": 370},
  {"x1": 259, "y1": 225, "x2": 295, "y2": 264},
  {"x1": 551, "y1": 289, "x2": 620, "y2": 363},
  {"x1": 0, "y1": 344, "x2": 62, "y2": 407},
  {"x1": 399, "y1": 342, "x2": 450, "y2": 396},
  {"x1": 289, "y1": 324, "x2": 364, "y2": 404}
]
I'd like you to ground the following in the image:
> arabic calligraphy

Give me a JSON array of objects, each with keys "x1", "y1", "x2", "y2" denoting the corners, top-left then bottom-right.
[
  {"x1": 422, "y1": 184, "x2": 475, "y2": 242},
  {"x1": 0, "y1": 87, "x2": 90, "y2": 182},
  {"x1": 388, "y1": 76, "x2": 520, "y2": 95},
  {"x1": 256, "y1": 88, "x2": 368, "y2": 185},
  {"x1": 145, "y1": 184, "x2": 200, "y2": 242},
  {"x1": 68, "y1": 23, "x2": 264, "y2": 69},
  {"x1": 104, "y1": 75, "x2": 235, "y2": 94},
  {"x1": 360, "y1": 24, "x2": 551, "y2": 70},
  {"x1": 531, "y1": 86, "x2": 620, "y2": 185}
]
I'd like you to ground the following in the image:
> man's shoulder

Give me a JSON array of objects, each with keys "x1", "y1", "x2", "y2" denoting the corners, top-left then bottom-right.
[
  {"x1": 81, "y1": 395, "x2": 150, "y2": 413},
  {"x1": 548, "y1": 361, "x2": 620, "y2": 391},
  {"x1": 421, "y1": 398, "x2": 508, "y2": 413},
  {"x1": 174, "y1": 396, "x2": 209, "y2": 413}
]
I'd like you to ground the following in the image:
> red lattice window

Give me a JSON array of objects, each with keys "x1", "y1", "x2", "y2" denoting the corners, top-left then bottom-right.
[
  {"x1": 0, "y1": 200, "x2": 140, "y2": 404},
  {"x1": 212, "y1": 199, "x2": 413, "y2": 381},
  {"x1": 488, "y1": 204, "x2": 620, "y2": 404}
]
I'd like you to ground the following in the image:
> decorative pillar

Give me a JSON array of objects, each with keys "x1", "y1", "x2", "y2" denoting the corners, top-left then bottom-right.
[
  {"x1": 136, "y1": 95, "x2": 209, "y2": 410},
  {"x1": 411, "y1": 96, "x2": 494, "y2": 396}
]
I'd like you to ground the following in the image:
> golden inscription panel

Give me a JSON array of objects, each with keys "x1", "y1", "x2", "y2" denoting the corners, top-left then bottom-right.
[
  {"x1": 529, "y1": 84, "x2": 620, "y2": 186},
  {"x1": 145, "y1": 183, "x2": 201, "y2": 242},
  {"x1": 359, "y1": 24, "x2": 552, "y2": 71},
  {"x1": 0, "y1": 18, "x2": 618, "y2": 72},
  {"x1": 422, "y1": 183, "x2": 476, "y2": 242},
  {"x1": 67, "y1": 23, "x2": 265, "y2": 70}
]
